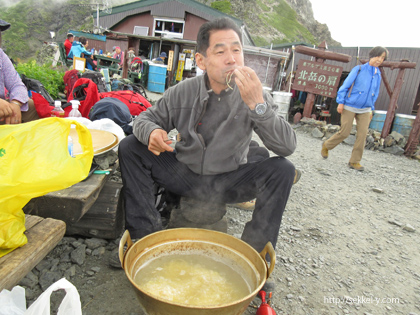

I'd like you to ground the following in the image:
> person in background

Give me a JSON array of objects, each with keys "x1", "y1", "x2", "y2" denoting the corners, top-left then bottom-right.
[
  {"x1": 127, "y1": 47, "x2": 135, "y2": 66},
  {"x1": 112, "y1": 46, "x2": 125, "y2": 69},
  {"x1": 127, "y1": 47, "x2": 135, "y2": 58},
  {"x1": 321, "y1": 46, "x2": 389, "y2": 171},
  {"x1": 68, "y1": 36, "x2": 97, "y2": 71},
  {"x1": 64, "y1": 33, "x2": 74, "y2": 57},
  {"x1": 116, "y1": 18, "x2": 298, "y2": 271},
  {"x1": 152, "y1": 51, "x2": 166, "y2": 64},
  {"x1": 0, "y1": 18, "x2": 38, "y2": 124}
]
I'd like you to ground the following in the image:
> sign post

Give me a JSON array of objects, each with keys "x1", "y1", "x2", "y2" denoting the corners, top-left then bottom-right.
[
  {"x1": 176, "y1": 53, "x2": 186, "y2": 82},
  {"x1": 293, "y1": 42, "x2": 351, "y2": 119}
]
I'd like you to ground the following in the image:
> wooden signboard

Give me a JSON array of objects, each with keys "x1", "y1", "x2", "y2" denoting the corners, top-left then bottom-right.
[
  {"x1": 292, "y1": 59, "x2": 343, "y2": 98},
  {"x1": 167, "y1": 50, "x2": 174, "y2": 72},
  {"x1": 73, "y1": 56, "x2": 86, "y2": 72}
]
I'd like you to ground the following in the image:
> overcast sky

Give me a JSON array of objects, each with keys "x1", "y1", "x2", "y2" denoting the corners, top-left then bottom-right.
[{"x1": 310, "y1": 0, "x2": 420, "y2": 48}]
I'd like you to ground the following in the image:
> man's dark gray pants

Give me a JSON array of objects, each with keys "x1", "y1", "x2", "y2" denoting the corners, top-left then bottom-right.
[{"x1": 118, "y1": 134, "x2": 295, "y2": 252}]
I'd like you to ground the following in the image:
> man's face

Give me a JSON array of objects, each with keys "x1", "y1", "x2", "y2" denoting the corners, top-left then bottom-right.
[
  {"x1": 196, "y1": 29, "x2": 244, "y2": 93},
  {"x1": 116, "y1": 48, "x2": 121, "y2": 54},
  {"x1": 70, "y1": 36, "x2": 74, "y2": 43}
]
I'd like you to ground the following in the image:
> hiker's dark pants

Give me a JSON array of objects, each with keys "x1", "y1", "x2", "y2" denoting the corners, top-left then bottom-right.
[
  {"x1": 84, "y1": 55, "x2": 97, "y2": 71},
  {"x1": 119, "y1": 135, "x2": 295, "y2": 252}
]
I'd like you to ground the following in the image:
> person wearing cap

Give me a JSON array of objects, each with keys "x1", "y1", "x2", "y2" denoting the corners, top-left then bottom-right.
[
  {"x1": 64, "y1": 33, "x2": 74, "y2": 57},
  {"x1": 112, "y1": 46, "x2": 125, "y2": 69},
  {"x1": 0, "y1": 19, "x2": 38, "y2": 124},
  {"x1": 0, "y1": 19, "x2": 11, "y2": 46},
  {"x1": 152, "y1": 51, "x2": 167, "y2": 64}
]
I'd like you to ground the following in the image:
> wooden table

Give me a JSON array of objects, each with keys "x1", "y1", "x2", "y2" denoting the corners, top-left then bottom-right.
[
  {"x1": 94, "y1": 54, "x2": 121, "y2": 73},
  {"x1": 0, "y1": 215, "x2": 66, "y2": 291}
]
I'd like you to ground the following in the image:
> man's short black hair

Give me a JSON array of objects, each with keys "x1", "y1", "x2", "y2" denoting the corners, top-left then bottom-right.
[
  {"x1": 67, "y1": 33, "x2": 74, "y2": 39},
  {"x1": 369, "y1": 46, "x2": 389, "y2": 61},
  {"x1": 79, "y1": 36, "x2": 87, "y2": 45},
  {"x1": 196, "y1": 17, "x2": 242, "y2": 56}
]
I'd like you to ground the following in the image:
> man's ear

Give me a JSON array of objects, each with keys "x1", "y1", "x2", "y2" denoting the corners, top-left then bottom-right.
[{"x1": 195, "y1": 52, "x2": 206, "y2": 71}]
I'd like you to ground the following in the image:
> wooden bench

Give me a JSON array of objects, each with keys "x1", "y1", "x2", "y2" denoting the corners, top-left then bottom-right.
[
  {"x1": 23, "y1": 172, "x2": 109, "y2": 224},
  {"x1": 0, "y1": 215, "x2": 66, "y2": 291}
]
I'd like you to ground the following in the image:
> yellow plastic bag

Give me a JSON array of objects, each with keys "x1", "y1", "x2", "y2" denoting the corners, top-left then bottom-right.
[{"x1": 0, "y1": 118, "x2": 94, "y2": 257}]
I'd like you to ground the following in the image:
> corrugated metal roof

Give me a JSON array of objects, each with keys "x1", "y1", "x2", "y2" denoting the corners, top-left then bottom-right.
[
  {"x1": 282, "y1": 46, "x2": 420, "y2": 115},
  {"x1": 95, "y1": 0, "x2": 244, "y2": 29}
]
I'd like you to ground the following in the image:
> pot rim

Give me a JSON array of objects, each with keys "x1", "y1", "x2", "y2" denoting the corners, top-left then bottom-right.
[{"x1": 119, "y1": 228, "x2": 275, "y2": 309}]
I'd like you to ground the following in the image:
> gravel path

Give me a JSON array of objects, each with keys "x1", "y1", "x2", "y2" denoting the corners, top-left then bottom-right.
[{"x1": 18, "y1": 124, "x2": 420, "y2": 315}]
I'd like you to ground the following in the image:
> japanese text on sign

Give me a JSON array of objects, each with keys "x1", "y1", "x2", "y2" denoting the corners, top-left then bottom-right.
[{"x1": 292, "y1": 60, "x2": 343, "y2": 98}]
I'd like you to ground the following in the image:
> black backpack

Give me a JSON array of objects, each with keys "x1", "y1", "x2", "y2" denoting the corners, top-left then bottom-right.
[
  {"x1": 81, "y1": 71, "x2": 107, "y2": 93},
  {"x1": 20, "y1": 74, "x2": 55, "y2": 105}
]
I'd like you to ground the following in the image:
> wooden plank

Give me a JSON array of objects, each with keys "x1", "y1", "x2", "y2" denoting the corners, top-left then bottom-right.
[
  {"x1": 0, "y1": 215, "x2": 66, "y2": 291},
  {"x1": 24, "y1": 215, "x2": 43, "y2": 230},
  {"x1": 23, "y1": 173, "x2": 109, "y2": 224},
  {"x1": 66, "y1": 181, "x2": 124, "y2": 239}
]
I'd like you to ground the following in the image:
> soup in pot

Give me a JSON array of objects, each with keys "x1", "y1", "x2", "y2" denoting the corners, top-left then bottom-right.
[{"x1": 133, "y1": 253, "x2": 251, "y2": 306}]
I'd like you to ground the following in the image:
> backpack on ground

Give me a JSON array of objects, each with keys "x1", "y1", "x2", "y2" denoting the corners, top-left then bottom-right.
[
  {"x1": 114, "y1": 78, "x2": 148, "y2": 99},
  {"x1": 90, "y1": 97, "x2": 133, "y2": 134},
  {"x1": 63, "y1": 69, "x2": 81, "y2": 100},
  {"x1": 20, "y1": 74, "x2": 55, "y2": 105},
  {"x1": 65, "y1": 78, "x2": 100, "y2": 118},
  {"x1": 99, "y1": 90, "x2": 151, "y2": 116},
  {"x1": 81, "y1": 71, "x2": 107, "y2": 93}
]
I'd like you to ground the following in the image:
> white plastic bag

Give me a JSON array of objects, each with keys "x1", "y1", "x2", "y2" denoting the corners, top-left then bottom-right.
[
  {"x1": 0, "y1": 278, "x2": 82, "y2": 315},
  {"x1": 0, "y1": 285, "x2": 26, "y2": 315},
  {"x1": 25, "y1": 278, "x2": 82, "y2": 315}
]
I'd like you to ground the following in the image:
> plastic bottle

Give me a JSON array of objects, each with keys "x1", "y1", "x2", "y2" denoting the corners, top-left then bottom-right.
[
  {"x1": 51, "y1": 100, "x2": 65, "y2": 118},
  {"x1": 68, "y1": 100, "x2": 82, "y2": 117},
  {"x1": 68, "y1": 136, "x2": 74, "y2": 157}
]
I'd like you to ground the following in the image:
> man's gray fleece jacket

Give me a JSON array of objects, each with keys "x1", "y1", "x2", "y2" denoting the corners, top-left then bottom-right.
[{"x1": 133, "y1": 75, "x2": 297, "y2": 175}]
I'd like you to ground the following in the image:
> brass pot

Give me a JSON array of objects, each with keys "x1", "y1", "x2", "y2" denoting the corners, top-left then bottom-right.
[{"x1": 119, "y1": 228, "x2": 275, "y2": 315}]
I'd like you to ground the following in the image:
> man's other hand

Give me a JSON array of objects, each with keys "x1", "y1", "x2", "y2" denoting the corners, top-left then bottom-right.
[{"x1": 148, "y1": 129, "x2": 174, "y2": 155}]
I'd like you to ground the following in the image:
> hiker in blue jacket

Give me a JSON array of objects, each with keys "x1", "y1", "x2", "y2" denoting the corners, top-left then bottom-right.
[
  {"x1": 321, "y1": 46, "x2": 388, "y2": 171},
  {"x1": 68, "y1": 36, "x2": 97, "y2": 71}
]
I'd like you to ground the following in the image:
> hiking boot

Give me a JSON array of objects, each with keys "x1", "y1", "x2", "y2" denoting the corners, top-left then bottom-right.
[
  {"x1": 109, "y1": 248, "x2": 122, "y2": 268},
  {"x1": 348, "y1": 162, "x2": 364, "y2": 171},
  {"x1": 293, "y1": 169, "x2": 301, "y2": 185},
  {"x1": 109, "y1": 238, "x2": 139, "y2": 268},
  {"x1": 321, "y1": 143, "x2": 329, "y2": 159},
  {"x1": 233, "y1": 200, "x2": 255, "y2": 211}
]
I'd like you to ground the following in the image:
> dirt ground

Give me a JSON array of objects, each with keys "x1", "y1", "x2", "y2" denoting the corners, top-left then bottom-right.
[{"x1": 21, "y1": 119, "x2": 420, "y2": 314}]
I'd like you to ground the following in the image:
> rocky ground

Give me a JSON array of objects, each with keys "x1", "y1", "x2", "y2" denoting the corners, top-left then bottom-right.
[{"x1": 13, "y1": 113, "x2": 420, "y2": 315}]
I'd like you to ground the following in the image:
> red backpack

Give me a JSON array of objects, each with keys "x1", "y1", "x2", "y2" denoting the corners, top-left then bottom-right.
[
  {"x1": 67, "y1": 78, "x2": 100, "y2": 118},
  {"x1": 63, "y1": 69, "x2": 81, "y2": 101},
  {"x1": 99, "y1": 90, "x2": 151, "y2": 116}
]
